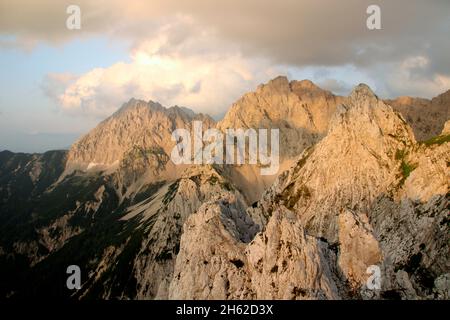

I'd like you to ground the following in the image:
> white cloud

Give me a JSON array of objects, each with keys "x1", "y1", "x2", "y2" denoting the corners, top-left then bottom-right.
[{"x1": 52, "y1": 22, "x2": 286, "y2": 118}]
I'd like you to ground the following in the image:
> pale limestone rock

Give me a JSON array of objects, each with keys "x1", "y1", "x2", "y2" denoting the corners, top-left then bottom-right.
[
  {"x1": 337, "y1": 210, "x2": 382, "y2": 289},
  {"x1": 386, "y1": 89, "x2": 450, "y2": 141},
  {"x1": 73, "y1": 80, "x2": 450, "y2": 300},
  {"x1": 245, "y1": 209, "x2": 342, "y2": 299},
  {"x1": 53, "y1": 81, "x2": 450, "y2": 299},
  {"x1": 433, "y1": 273, "x2": 450, "y2": 299},
  {"x1": 169, "y1": 204, "x2": 343, "y2": 299},
  {"x1": 401, "y1": 142, "x2": 449, "y2": 202},
  {"x1": 369, "y1": 194, "x2": 449, "y2": 299},
  {"x1": 168, "y1": 197, "x2": 254, "y2": 299}
]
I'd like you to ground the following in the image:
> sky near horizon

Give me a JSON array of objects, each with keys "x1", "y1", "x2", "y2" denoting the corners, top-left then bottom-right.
[{"x1": 1, "y1": 0, "x2": 449, "y2": 153}]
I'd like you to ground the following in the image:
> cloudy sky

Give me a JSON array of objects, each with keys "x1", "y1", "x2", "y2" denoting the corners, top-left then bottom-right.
[{"x1": 1, "y1": 0, "x2": 449, "y2": 152}]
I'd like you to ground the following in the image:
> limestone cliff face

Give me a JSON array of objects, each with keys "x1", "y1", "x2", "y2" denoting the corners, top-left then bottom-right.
[
  {"x1": 217, "y1": 76, "x2": 344, "y2": 159},
  {"x1": 386, "y1": 90, "x2": 450, "y2": 141},
  {"x1": 216, "y1": 76, "x2": 345, "y2": 202},
  {"x1": 169, "y1": 205, "x2": 344, "y2": 299}
]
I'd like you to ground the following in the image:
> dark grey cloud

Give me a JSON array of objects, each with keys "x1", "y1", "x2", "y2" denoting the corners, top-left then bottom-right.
[
  {"x1": 149, "y1": 1, "x2": 448, "y2": 72},
  {"x1": 2, "y1": 1, "x2": 449, "y2": 68},
  {"x1": 2, "y1": 0, "x2": 449, "y2": 99}
]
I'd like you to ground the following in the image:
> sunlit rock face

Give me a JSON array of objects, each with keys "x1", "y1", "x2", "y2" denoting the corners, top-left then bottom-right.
[
  {"x1": 216, "y1": 76, "x2": 345, "y2": 202},
  {"x1": 386, "y1": 89, "x2": 450, "y2": 141}
]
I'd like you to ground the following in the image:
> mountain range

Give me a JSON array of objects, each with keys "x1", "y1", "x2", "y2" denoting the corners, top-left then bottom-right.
[{"x1": 0, "y1": 77, "x2": 448, "y2": 299}]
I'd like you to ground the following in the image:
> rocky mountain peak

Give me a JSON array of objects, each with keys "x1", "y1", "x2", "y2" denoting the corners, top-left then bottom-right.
[
  {"x1": 255, "y1": 75, "x2": 290, "y2": 94},
  {"x1": 293, "y1": 79, "x2": 318, "y2": 89},
  {"x1": 290, "y1": 79, "x2": 329, "y2": 95},
  {"x1": 218, "y1": 76, "x2": 344, "y2": 155},
  {"x1": 112, "y1": 99, "x2": 201, "y2": 123},
  {"x1": 113, "y1": 98, "x2": 160, "y2": 116},
  {"x1": 335, "y1": 83, "x2": 381, "y2": 118},
  {"x1": 65, "y1": 99, "x2": 215, "y2": 174},
  {"x1": 255, "y1": 76, "x2": 328, "y2": 97},
  {"x1": 216, "y1": 76, "x2": 345, "y2": 202},
  {"x1": 349, "y1": 83, "x2": 378, "y2": 101},
  {"x1": 330, "y1": 84, "x2": 415, "y2": 146},
  {"x1": 432, "y1": 88, "x2": 450, "y2": 105}
]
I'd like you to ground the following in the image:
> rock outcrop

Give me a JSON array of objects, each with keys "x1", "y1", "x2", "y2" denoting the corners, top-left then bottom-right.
[
  {"x1": 386, "y1": 90, "x2": 450, "y2": 141},
  {"x1": 217, "y1": 76, "x2": 344, "y2": 159}
]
